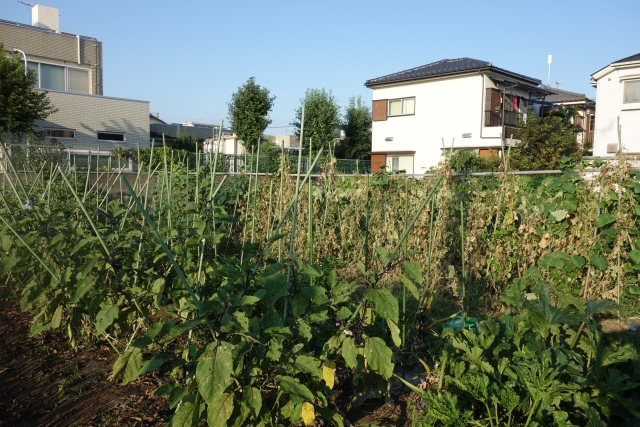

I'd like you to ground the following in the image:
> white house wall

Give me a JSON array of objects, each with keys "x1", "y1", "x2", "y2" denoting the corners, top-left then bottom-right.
[
  {"x1": 593, "y1": 66, "x2": 640, "y2": 155},
  {"x1": 371, "y1": 73, "x2": 530, "y2": 172},
  {"x1": 372, "y1": 74, "x2": 485, "y2": 172}
]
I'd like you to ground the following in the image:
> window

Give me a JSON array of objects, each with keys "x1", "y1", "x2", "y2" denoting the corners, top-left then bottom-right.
[
  {"x1": 391, "y1": 157, "x2": 400, "y2": 171},
  {"x1": 388, "y1": 97, "x2": 415, "y2": 116},
  {"x1": 40, "y1": 63, "x2": 65, "y2": 91},
  {"x1": 26, "y1": 61, "x2": 91, "y2": 94},
  {"x1": 67, "y1": 68, "x2": 90, "y2": 94},
  {"x1": 624, "y1": 80, "x2": 640, "y2": 104},
  {"x1": 97, "y1": 132, "x2": 125, "y2": 142},
  {"x1": 45, "y1": 128, "x2": 75, "y2": 139}
]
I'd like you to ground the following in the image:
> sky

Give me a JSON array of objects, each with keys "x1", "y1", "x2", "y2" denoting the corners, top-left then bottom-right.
[{"x1": 2, "y1": 0, "x2": 639, "y2": 133}]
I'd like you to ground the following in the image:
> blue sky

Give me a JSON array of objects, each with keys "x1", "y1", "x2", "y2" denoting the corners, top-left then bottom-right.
[{"x1": 2, "y1": 0, "x2": 639, "y2": 132}]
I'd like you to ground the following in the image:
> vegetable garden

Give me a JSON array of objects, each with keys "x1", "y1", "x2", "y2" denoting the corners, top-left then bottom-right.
[{"x1": 0, "y1": 140, "x2": 638, "y2": 427}]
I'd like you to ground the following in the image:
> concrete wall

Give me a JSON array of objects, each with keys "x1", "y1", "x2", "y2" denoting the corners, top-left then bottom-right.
[
  {"x1": 0, "y1": 19, "x2": 103, "y2": 95},
  {"x1": 593, "y1": 66, "x2": 640, "y2": 156},
  {"x1": 35, "y1": 91, "x2": 149, "y2": 151}
]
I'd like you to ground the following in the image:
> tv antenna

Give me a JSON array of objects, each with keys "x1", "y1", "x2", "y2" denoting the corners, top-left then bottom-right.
[{"x1": 555, "y1": 81, "x2": 562, "y2": 89}]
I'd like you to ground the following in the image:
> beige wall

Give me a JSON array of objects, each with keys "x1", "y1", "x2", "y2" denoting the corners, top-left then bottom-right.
[{"x1": 36, "y1": 91, "x2": 149, "y2": 151}]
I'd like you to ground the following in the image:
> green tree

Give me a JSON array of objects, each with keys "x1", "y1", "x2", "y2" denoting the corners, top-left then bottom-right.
[
  {"x1": 227, "y1": 77, "x2": 275, "y2": 152},
  {"x1": 335, "y1": 95, "x2": 371, "y2": 159},
  {"x1": 0, "y1": 42, "x2": 56, "y2": 141},
  {"x1": 291, "y1": 88, "x2": 340, "y2": 151},
  {"x1": 509, "y1": 107, "x2": 581, "y2": 170}
]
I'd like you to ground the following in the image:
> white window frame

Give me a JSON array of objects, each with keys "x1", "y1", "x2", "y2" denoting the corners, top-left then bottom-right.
[
  {"x1": 97, "y1": 132, "x2": 126, "y2": 142},
  {"x1": 387, "y1": 97, "x2": 416, "y2": 117},
  {"x1": 27, "y1": 60, "x2": 91, "y2": 94},
  {"x1": 44, "y1": 128, "x2": 76, "y2": 139}
]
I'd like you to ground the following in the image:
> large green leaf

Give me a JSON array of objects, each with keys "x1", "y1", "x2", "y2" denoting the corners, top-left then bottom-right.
[
  {"x1": 275, "y1": 375, "x2": 314, "y2": 400},
  {"x1": 399, "y1": 275, "x2": 421, "y2": 301},
  {"x1": 341, "y1": 337, "x2": 358, "y2": 368},
  {"x1": 589, "y1": 254, "x2": 608, "y2": 271},
  {"x1": 243, "y1": 387, "x2": 262, "y2": 418},
  {"x1": 401, "y1": 261, "x2": 423, "y2": 285},
  {"x1": 364, "y1": 288, "x2": 399, "y2": 324},
  {"x1": 595, "y1": 212, "x2": 615, "y2": 227},
  {"x1": 169, "y1": 395, "x2": 199, "y2": 427},
  {"x1": 196, "y1": 342, "x2": 233, "y2": 406},
  {"x1": 363, "y1": 337, "x2": 394, "y2": 379},
  {"x1": 629, "y1": 249, "x2": 640, "y2": 265},
  {"x1": 206, "y1": 393, "x2": 234, "y2": 427},
  {"x1": 386, "y1": 318, "x2": 401, "y2": 347},
  {"x1": 294, "y1": 355, "x2": 321, "y2": 378},
  {"x1": 112, "y1": 347, "x2": 143, "y2": 385},
  {"x1": 95, "y1": 304, "x2": 119, "y2": 336}
]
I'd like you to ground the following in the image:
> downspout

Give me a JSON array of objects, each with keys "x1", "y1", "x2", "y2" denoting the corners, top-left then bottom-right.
[
  {"x1": 10, "y1": 48, "x2": 27, "y2": 75},
  {"x1": 76, "y1": 35, "x2": 81, "y2": 64}
]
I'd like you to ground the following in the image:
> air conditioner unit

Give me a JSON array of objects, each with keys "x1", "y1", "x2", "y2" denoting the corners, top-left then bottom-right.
[{"x1": 606, "y1": 143, "x2": 618, "y2": 153}]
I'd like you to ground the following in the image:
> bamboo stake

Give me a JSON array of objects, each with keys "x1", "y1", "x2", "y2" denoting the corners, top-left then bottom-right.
[
  {"x1": 284, "y1": 106, "x2": 305, "y2": 322},
  {"x1": 251, "y1": 140, "x2": 260, "y2": 244}
]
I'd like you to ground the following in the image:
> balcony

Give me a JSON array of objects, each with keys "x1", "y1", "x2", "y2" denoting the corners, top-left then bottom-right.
[{"x1": 484, "y1": 110, "x2": 523, "y2": 127}]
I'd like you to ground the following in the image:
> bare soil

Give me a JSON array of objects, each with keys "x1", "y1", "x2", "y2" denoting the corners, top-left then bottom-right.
[{"x1": 0, "y1": 289, "x2": 171, "y2": 427}]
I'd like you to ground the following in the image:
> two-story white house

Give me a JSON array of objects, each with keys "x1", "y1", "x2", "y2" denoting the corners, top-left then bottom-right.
[
  {"x1": 590, "y1": 53, "x2": 640, "y2": 156},
  {"x1": 365, "y1": 58, "x2": 552, "y2": 173}
]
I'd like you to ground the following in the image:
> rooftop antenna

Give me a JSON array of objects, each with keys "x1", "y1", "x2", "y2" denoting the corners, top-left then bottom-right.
[
  {"x1": 547, "y1": 54, "x2": 552, "y2": 86},
  {"x1": 555, "y1": 81, "x2": 562, "y2": 89}
]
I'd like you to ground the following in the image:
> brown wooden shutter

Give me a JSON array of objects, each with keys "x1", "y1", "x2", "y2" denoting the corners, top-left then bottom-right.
[
  {"x1": 371, "y1": 154, "x2": 386, "y2": 172},
  {"x1": 372, "y1": 100, "x2": 387, "y2": 121}
]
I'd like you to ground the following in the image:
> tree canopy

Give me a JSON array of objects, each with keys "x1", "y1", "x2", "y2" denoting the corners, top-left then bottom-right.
[
  {"x1": 335, "y1": 95, "x2": 371, "y2": 159},
  {"x1": 509, "y1": 107, "x2": 581, "y2": 170},
  {"x1": 291, "y1": 88, "x2": 340, "y2": 152},
  {"x1": 227, "y1": 77, "x2": 275, "y2": 152},
  {"x1": 0, "y1": 42, "x2": 56, "y2": 140}
]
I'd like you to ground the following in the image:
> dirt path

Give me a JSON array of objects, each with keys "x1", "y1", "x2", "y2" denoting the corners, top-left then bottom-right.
[{"x1": 0, "y1": 290, "x2": 170, "y2": 427}]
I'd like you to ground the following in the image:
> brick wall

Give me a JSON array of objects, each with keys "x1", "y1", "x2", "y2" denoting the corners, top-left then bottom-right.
[{"x1": 36, "y1": 91, "x2": 149, "y2": 151}]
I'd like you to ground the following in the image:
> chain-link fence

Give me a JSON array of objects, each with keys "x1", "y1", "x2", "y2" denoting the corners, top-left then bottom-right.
[
  {"x1": 3, "y1": 144, "x2": 133, "y2": 173},
  {"x1": 2, "y1": 144, "x2": 371, "y2": 175}
]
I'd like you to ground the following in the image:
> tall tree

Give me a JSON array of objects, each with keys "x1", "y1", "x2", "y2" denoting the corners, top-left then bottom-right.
[
  {"x1": 509, "y1": 107, "x2": 581, "y2": 170},
  {"x1": 291, "y1": 88, "x2": 340, "y2": 151},
  {"x1": 0, "y1": 42, "x2": 56, "y2": 141},
  {"x1": 336, "y1": 95, "x2": 372, "y2": 159},
  {"x1": 227, "y1": 77, "x2": 275, "y2": 152}
]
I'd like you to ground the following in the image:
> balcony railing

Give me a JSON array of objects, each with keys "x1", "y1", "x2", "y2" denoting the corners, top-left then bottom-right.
[{"x1": 484, "y1": 110, "x2": 523, "y2": 127}]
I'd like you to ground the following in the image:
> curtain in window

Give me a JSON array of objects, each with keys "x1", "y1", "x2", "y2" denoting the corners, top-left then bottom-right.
[
  {"x1": 388, "y1": 100, "x2": 402, "y2": 116},
  {"x1": 625, "y1": 80, "x2": 640, "y2": 104},
  {"x1": 68, "y1": 68, "x2": 90, "y2": 94},
  {"x1": 40, "y1": 64, "x2": 65, "y2": 91},
  {"x1": 402, "y1": 98, "x2": 415, "y2": 114},
  {"x1": 391, "y1": 157, "x2": 400, "y2": 171}
]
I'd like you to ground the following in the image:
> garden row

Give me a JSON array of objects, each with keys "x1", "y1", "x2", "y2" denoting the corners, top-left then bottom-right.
[{"x1": 0, "y1": 146, "x2": 638, "y2": 426}]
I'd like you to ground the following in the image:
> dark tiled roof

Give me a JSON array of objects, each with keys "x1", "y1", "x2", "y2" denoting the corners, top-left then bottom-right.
[
  {"x1": 365, "y1": 57, "x2": 541, "y2": 87},
  {"x1": 612, "y1": 53, "x2": 640, "y2": 64},
  {"x1": 540, "y1": 85, "x2": 593, "y2": 103}
]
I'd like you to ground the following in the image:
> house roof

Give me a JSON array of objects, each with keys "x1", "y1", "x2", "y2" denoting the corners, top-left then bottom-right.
[
  {"x1": 540, "y1": 85, "x2": 594, "y2": 103},
  {"x1": 591, "y1": 52, "x2": 640, "y2": 81},
  {"x1": 365, "y1": 57, "x2": 541, "y2": 87},
  {"x1": 612, "y1": 53, "x2": 640, "y2": 64}
]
